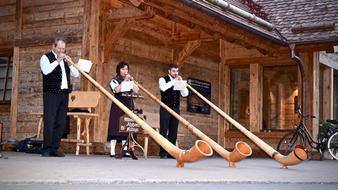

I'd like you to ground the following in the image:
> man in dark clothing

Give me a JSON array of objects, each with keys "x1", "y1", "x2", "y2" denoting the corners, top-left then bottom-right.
[
  {"x1": 158, "y1": 64, "x2": 188, "y2": 158},
  {"x1": 39, "y1": 37, "x2": 79, "y2": 157}
]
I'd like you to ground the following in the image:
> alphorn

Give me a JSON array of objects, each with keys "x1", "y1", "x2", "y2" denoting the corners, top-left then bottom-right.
[
  {"x1": 66, "y1": 58, "x2": 213, "y2": 167},
  {"x1": 134, "y1": 80, "x2": 252, "y2": 167},
  {"x1": 187, "y1": 84, "x2": 308, "y2": 168}
]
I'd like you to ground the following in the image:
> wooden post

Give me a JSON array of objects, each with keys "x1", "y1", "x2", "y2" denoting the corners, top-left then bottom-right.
[
  {"x1": 323, "y1": 67, "x2": 334, "y2": 120},
  {"x1": 250, "y1": 64, "x2": 263, "y2": 132},
  {"x1": 312, "y1": 52, "x2": 320, "y2": 140},
  {"x1": 218, "y1": 39, "x2": 230, "y2": 146},
  {"x1": 87, "y1": 0, "x2": 102, "y2": 91},
  {"x1": 300, "y1": 52, "x2": 319, "y2": 139},
  {"x1": 278, "y1": 83, "x2": 285, "y2": 129},
  {"x1": 9, "y1": 47, "x2": 19, "y2": 139},
  {"x1": 80, "y1": 0, "x2": 92, "y2": 91},
  {"x1": 224, "y1": 65, "x2": 230, "y2": 129},
  {"x1": 85, "y1": 0, "x2": 106, "y2": 142},
  {"x1": 9, "y1": 0, "x2": 23, "y2": 139}
]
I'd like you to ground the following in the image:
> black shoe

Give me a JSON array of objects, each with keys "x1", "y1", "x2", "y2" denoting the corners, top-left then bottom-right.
[
  {"x1": 160, "y1": 154, "x2": 167, "y2": 159},
  {"x1": 167, "y1": 154, "x2": 175, "y2": 159},
  {"x1": 129, "y1": 150, "x2": 138, "y2": 160},
  {"x1": 51, "y1": 150, "x2": 65, "y2": 157},
  {"x1": 115, "y1": 152, "x2": 122, "y2": 159},
  {"x1": 41, "y1": 151, "x2": 52, "y2": 157},
  {"x1": 109, "y1": 154, "x2": 115, "y2": 158}
]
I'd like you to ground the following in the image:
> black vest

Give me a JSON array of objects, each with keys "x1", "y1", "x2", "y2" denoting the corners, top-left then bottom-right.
[
  {"x1": 110, "y1": 75, "x2": 134, "y2": 110},
  {"x1": 42, "y1": 51, "x2": 72, "y2": 93},
  {"x1": 160, "y1": 75, "x2": 180, "y2": 108}
]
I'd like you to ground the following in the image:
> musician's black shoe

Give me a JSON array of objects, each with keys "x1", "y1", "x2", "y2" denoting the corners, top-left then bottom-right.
[
  {"x1": 115, "y1": 152, "x2": 122, "y2": 159},
  {"x1": 51, "y1": 150, "x2": 65, "y2": 157},
  {"x1": 129, "y1": 150, "x2": 138, "y2": 160},
  {"x1": 41, "y1": 150, "x2": 52, "y2": 157},
  {"x1": 160, "y1": 153, "x2": 167, "y2": 159},
  {"x1": 167, "y1": 154, "x2": 175, "y2": 159}
]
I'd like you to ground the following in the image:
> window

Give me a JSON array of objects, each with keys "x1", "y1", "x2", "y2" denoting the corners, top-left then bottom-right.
[
  {"x1": 0, "y1": 55, "x2": 13, "y2": 104},
  {"x1": 230, "y1": 66, "x2": 250, "y2": 129},
  {"x1": 263, "y1": 65, "x2": 298, "y2": 130}
]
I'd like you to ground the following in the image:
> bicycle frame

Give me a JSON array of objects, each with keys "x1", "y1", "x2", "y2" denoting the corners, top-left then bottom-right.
[{"x1": 291, "y1": 118, "x2": 338, "y2": 156}]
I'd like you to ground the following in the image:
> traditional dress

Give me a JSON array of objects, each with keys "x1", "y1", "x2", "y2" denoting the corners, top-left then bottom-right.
[{"x1": 107, "y1": 75, "x2": 134, "y2": 142}]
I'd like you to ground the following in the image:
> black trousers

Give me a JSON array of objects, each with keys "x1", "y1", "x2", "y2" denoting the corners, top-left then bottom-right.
[
  {"x1": 159, "y1": 106, "x2": 179, "y2": 156},
  {"x1": 43, "y1": 91, "x2": 69, "y2": 153}
]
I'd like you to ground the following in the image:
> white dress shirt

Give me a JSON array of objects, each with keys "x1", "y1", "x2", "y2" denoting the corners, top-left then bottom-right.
[
  {"x1": 110, "y1": 79, "x2": 119, "y2": 92},
  {"x1": 159, "y1": 75, "x2": 189, "y2": 97},
  {"x1": 40, "y1": 51, "x2": 79, "y2": 89}
]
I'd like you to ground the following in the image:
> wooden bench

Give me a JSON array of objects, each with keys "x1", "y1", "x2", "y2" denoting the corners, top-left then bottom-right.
[{"x1": 30, "y1": 91, "x2": 100, "y2": 155}]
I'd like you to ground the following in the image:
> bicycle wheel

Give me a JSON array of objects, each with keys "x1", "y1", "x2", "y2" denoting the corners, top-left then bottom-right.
[
  {"x1": 277, "y1": 131, "x2": 304, "y2": 155},
  {"x1": 327, "y1": 132, "x2": 338, "y2": 160}
]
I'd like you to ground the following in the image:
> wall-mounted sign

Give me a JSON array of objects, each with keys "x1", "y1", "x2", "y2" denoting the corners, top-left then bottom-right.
[{"x1": 187, "y1": 78, "x2": 211, "y2": 114}]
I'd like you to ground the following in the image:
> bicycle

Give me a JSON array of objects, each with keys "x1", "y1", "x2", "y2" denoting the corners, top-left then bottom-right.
[
  {"x1": 327, "y1": 120, "x2": 338, "y2": 160},
  {"x1": 276, "y1": 108, "x2": 338, "y2": 160}
]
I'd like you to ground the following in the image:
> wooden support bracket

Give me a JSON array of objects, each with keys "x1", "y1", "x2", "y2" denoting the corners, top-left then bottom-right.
[{"x1": 174, "y1": 40, "x2": 201, "y2": 65}]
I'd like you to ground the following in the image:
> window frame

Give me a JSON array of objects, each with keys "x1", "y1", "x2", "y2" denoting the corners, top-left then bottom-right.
[{"x1": 0, "y1": 51, "x2": 13, "y2": 105}]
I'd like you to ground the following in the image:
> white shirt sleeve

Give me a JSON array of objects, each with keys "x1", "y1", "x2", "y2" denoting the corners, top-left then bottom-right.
[
  {"x1": 159, "y1": 77, "x2": 175, "y2": 92},
  {"x1": 40, "y1": 54, "x2": 59, "y2": 75},
  {"x1": 69, "y1": 65, "x2": 79, "y2": 78},
  {"x1": 110, "y1": 79, "x2": 119, "y2": 92},
  {"x1": 180, "y1": 87, "x2": 189, "y2": 97}
]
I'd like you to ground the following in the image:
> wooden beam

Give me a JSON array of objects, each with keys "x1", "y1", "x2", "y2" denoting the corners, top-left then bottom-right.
[
  {"x1": 250, "y1": 64, "x2": 263, "y2": 132},
  {"x1": 174, "y1": 40, "x2": 201, "y2": 65},
  {"x1": 130, "y1": 20, "x2": 172, "y2": 46},
  {"x1": 320, "y1": 52, "x2": 338, "y2": 70},
  {"x1": 113, "y1": 38, "x2": 172, "y2": 63},
  {"x1": 296, "y1": 43, "x2": 335, "y2": 53},
  {"x1": 105, "y1": 19, "x2": 134, "y2": 45},
  {"x1": 106, "y1": 6, "x2": 153, "y2": 21},
  {"x1": 144, "y1": 0, "x2": 281, "y2": 55},
  {"x1": 104, "y1": 18, "x2": 134, "y2": 61},
  {"x1": 9, "y1": 47, "x2": 19, "y2": 139},
  {"x1": 226, "y1": 55, "x2": 293, "y2": 65},
  {"x1": 129, "y1": 0, "x2": 144, "y2": 7},
  {"x1": 171, "y1": 30, "x2": 216, "y2": 43},
  {"x1": 14, "y1": 27, "x2": 83, "y2": 48},
  {"x1": 323, "y1": 67, "x2": 334, "y2": 120}
]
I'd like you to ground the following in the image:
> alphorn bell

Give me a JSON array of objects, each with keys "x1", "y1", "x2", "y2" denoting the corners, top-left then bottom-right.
[
  {"x1": 134, "y1": 80, "x2": 252, "y2": 167},
  {"x1": 186, "y1": 84, "x2": 308, "y2": 168},
  {"x1": 66, "y1": 58, "x2": 213, "y2": 167}
]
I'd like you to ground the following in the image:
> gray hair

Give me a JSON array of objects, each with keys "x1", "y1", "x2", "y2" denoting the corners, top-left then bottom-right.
[{"x1": 53, "y1": 36, "x2": 66, "y2": 46}]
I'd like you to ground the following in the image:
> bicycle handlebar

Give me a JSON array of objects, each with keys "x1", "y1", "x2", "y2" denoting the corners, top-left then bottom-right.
[{"x1": 296, "y1": 107, "x2": 316, "y2": 120}]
